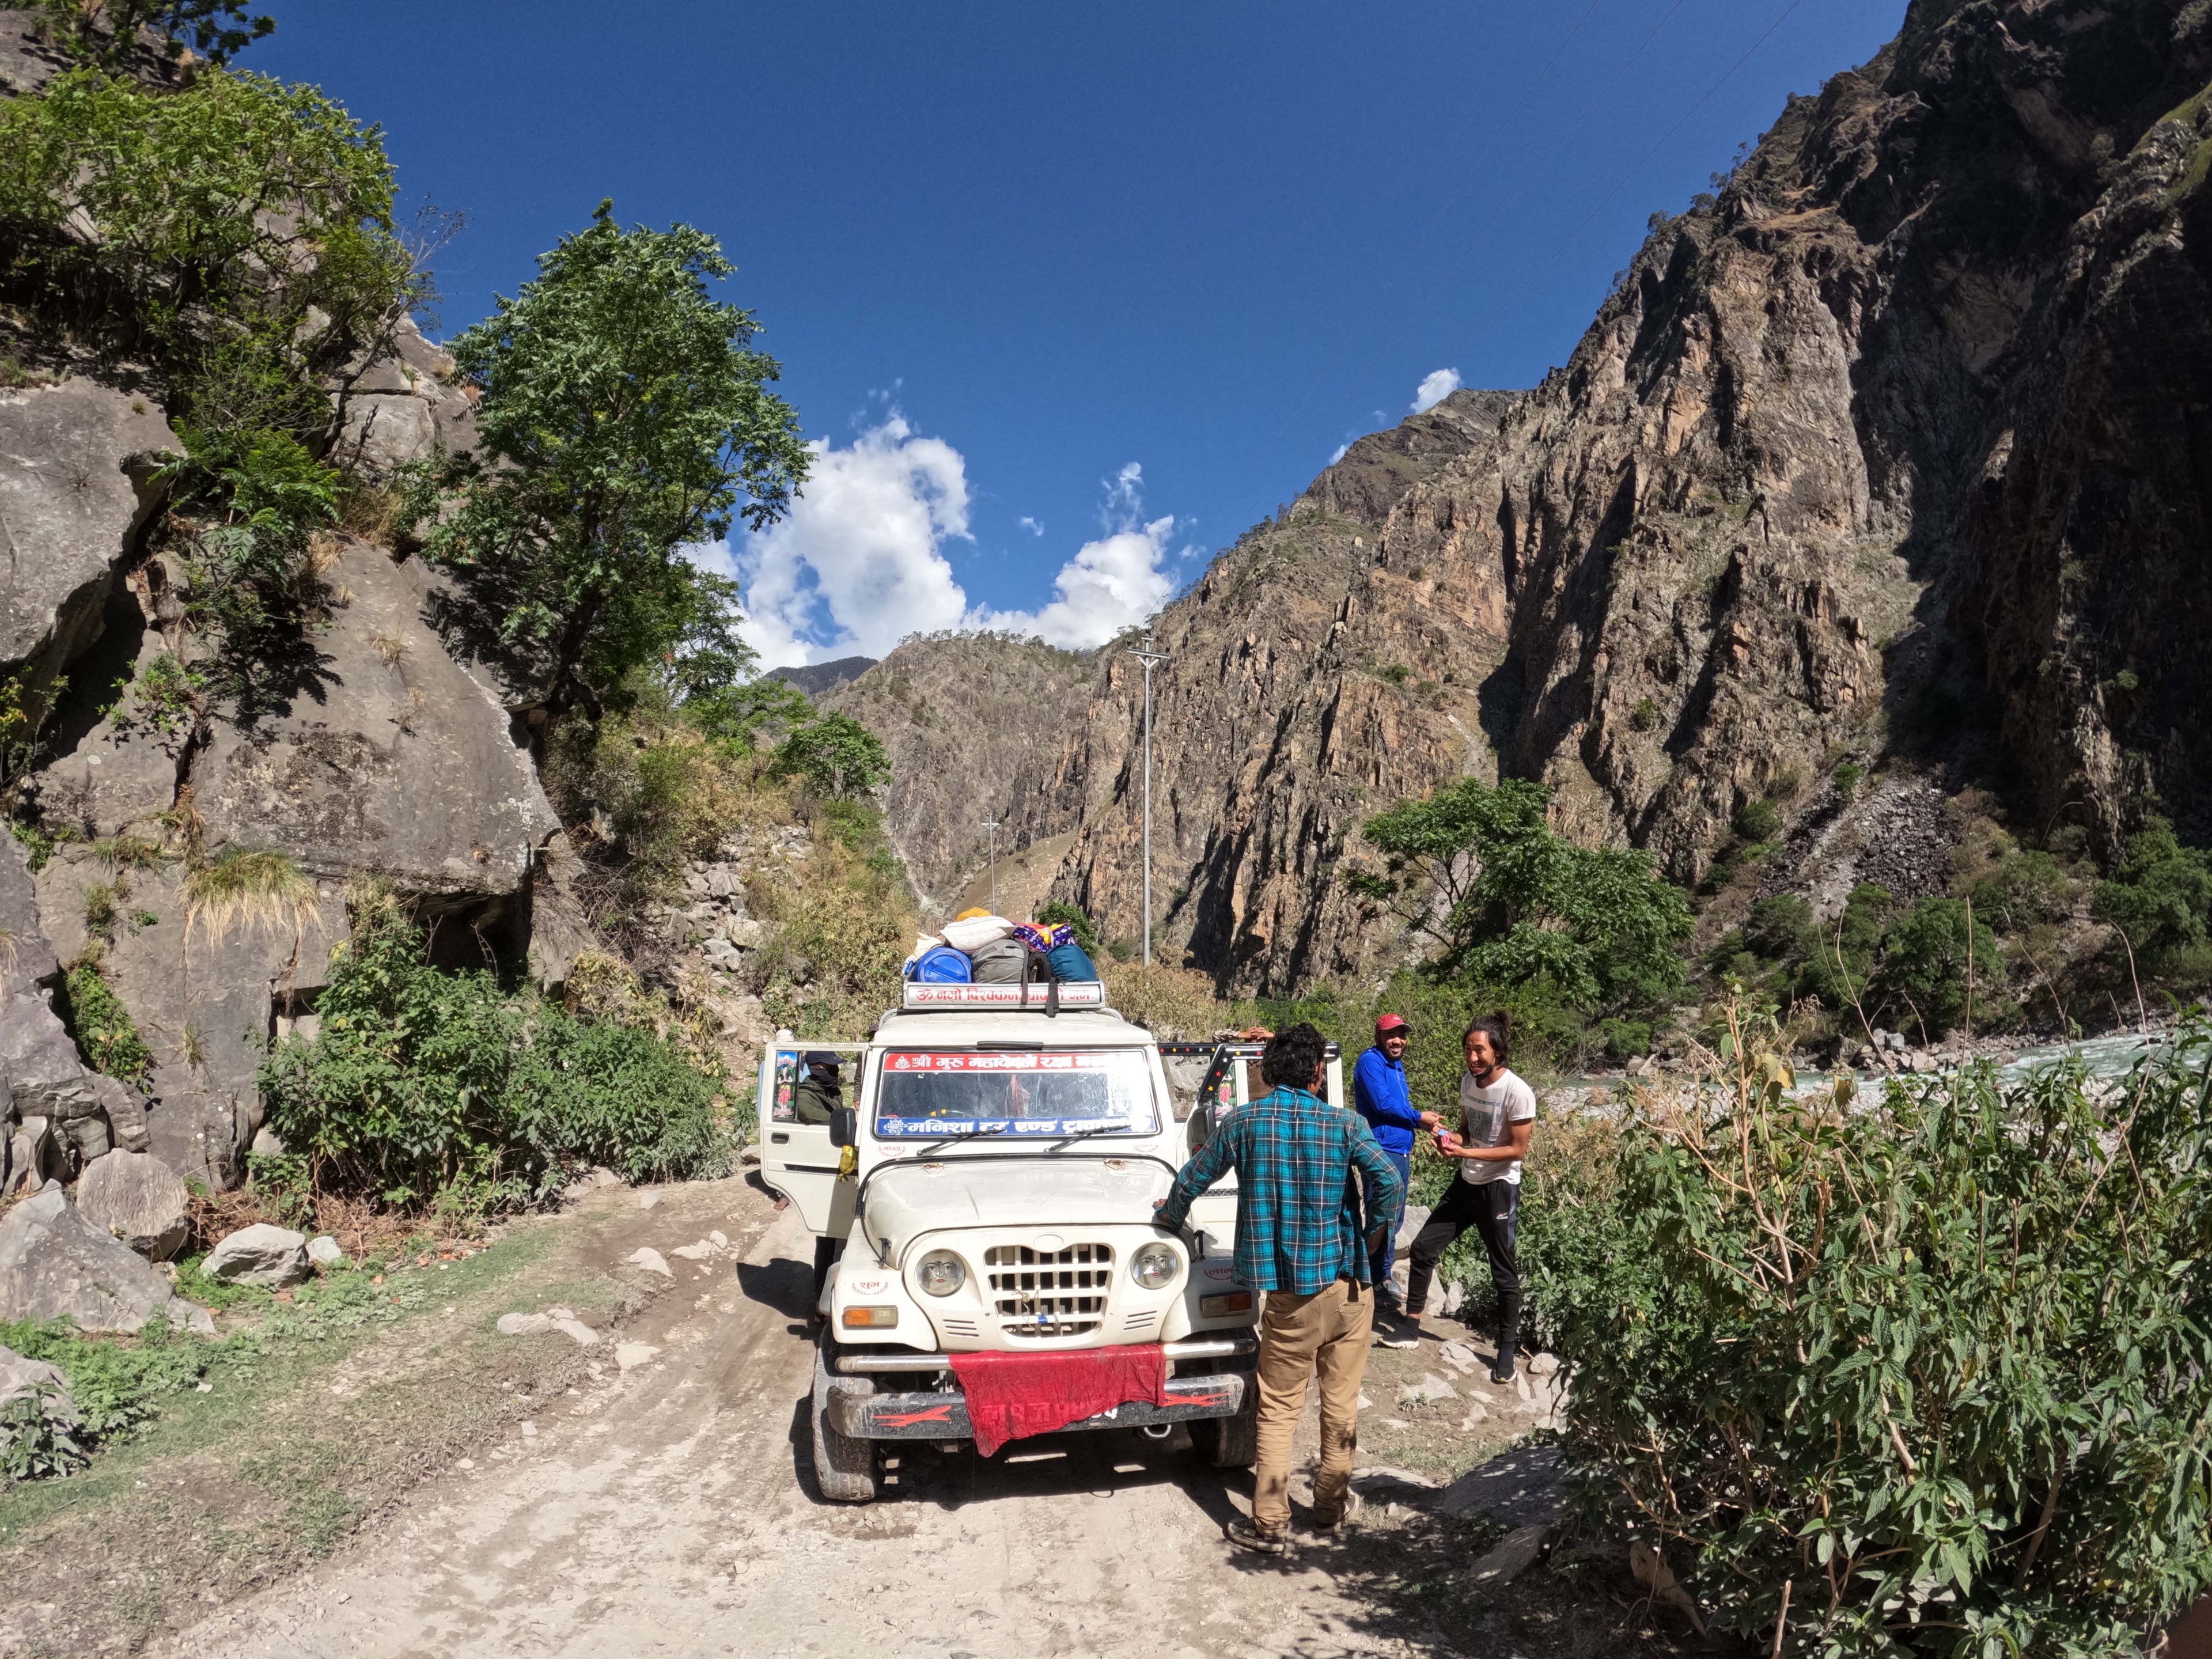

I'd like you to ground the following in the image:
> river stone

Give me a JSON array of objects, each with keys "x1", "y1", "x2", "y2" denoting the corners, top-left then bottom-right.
[
  {"x1": 203, "y1": 1222, "x2": 310, "y2": 1288},
  {"x1": 306, "y1": 1234, "x2": 344, "y2": 1267},
  {"x1": 496, "y1": 1311, "x2": 554, "y2": 1337},
  {"x1": 0, "y1": 1184, "x2": 213, "y2": 1332},
  {"x1": 0, "y1": 380, "x2": 180, "y2": 695},
  {"x1": 73, "y1": 1149, "x2": 190, "y2": 1260}
]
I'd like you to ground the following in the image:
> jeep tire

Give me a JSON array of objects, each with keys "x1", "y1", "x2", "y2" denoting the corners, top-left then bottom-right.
[
  {"x1": 1195, "y1": 1381, "x2": 1258, "y2": 1468},
  {"x1": 811, "y1": 1329, "x2": 880, "y2": 1502}
]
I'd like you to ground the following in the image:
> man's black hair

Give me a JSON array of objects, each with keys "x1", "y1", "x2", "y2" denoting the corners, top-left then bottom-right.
[
  {"x1": 1260, "y1": 1022, "x2": 1329, "y2": 1089},
  {"x1": 1461, "y1": 1012, "x2": 1511, "y2": 1067}
]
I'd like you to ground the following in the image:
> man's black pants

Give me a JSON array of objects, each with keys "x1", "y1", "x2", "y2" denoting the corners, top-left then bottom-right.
[{"x1": 1403, "y1": 1177, "x2": 1521, "y2": 1355}]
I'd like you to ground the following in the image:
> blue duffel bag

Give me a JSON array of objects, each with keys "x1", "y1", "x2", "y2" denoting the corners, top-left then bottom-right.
[
  {"x1": 909, "y1": 944, "x2": 973, "y2": 982},
  {"x1": 1045, "y1": 940, "x2": 1097, "y2": 982}
]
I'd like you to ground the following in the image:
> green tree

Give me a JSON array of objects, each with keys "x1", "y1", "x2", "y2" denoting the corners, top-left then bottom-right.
[
  {"x1": 29, "y1": 0, "x2": 272, "y2": 67},
  {"x1": 1346, "y1": 776, "x2": 1691, "y2": 1014},
  {"x1": 2093, "y1": 816, "x2": 2212, "y2": 974},
  {"x1": 0, "y1": 67, "x2": 415, "y2": 426},
  {"x1": 769, "y1": 713, "x2": 889, "y2": 799},
  {"x1": 1874, "y1": 895, "x2": 2002, "y2": 1040},
  {"x1": 1796, "y1": 881, "x2": 1892, "y2": 1017},
  {"x1": 403, "y1": 202, "x2": 810, "y2": 718}
]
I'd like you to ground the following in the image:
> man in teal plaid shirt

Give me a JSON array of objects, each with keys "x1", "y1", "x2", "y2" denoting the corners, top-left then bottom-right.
[{"x1": 1156, "y1": 1022, "x2": 1402, "y2": 1552}]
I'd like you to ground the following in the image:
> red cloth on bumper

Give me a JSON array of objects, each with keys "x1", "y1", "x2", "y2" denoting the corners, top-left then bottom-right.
[{"x1": 948, "y1": 1345, "x2": 1171, "y2": 1456}]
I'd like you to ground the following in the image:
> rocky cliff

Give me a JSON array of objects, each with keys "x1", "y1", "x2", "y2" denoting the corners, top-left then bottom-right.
[
  {"x1": 821, "y1": 632, "x2": 1091, "y2": 917},
  {"x1": 859, "y1": 0, "x2": 2212, "y2": 995}
]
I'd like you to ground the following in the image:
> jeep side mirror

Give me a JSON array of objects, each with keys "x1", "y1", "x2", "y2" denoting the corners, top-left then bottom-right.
[{"x1": 829, "y1": 1105, "x2": 857, "y2": 1149}]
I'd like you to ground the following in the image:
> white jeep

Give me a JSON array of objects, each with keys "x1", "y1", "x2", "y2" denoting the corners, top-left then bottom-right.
[{"x1": 755, "y1": 982, "x2": 1342, "y2": 1502}]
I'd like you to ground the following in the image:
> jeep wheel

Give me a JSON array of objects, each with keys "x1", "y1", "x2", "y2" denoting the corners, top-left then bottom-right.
[
  {"x1": 1195, "y1": 1388, "x2": 1257, "y2": 1469},
  {"x1": 811, "y1": 1330, "x2": 880, "y2": 1503}
]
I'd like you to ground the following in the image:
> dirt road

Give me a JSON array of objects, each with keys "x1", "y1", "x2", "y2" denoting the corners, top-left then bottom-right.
[{"x1": 146, "y1": 1181, "x2": 1571, "y2": 1659}]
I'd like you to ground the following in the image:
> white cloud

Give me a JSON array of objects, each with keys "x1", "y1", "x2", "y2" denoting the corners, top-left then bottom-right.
[
  {"x1": 1411, "y1": 367, "x2": 1461, "y2": 413},
  {"x1": 1017, "y1": 516, "x2": 1044, "y2": 536},
  {"x1": 1327, "y1": 442, "x2": 1349, "y2": 465},
  {"x1": 725, "y1": 418, "x2": 1176, "y2": 666}
]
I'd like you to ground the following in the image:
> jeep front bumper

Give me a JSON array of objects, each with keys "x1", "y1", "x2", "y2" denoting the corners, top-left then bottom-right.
[{"x1": 826, "y1": 1369, "x2": 1248, "y2": 1440}]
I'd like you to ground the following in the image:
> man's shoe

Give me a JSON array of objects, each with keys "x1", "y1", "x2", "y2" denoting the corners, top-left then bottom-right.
[
  {"x1": 1225, "y1": 1518, "x2": 1290, "y2": 1555},
  {"x1": 1374, "y1": 1312, "x2": 1419, "y2": 1350},
  {"x1": 1490, "y1": 1351, "x2": 1518, "y2": 1384},
  {"x1": 1307, "y1": 1491, "x2": 1363, "y2": 1533}
]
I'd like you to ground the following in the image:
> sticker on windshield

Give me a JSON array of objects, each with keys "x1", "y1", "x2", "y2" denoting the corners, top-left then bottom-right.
[{"x1": 873, "y1": 1050, "x2": 1160, "y2": 1139}]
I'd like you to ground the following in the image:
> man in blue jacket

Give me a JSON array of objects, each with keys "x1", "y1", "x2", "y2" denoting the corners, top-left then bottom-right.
[{"x1": 1353, "y1": 1013, "x2": 1437, "y2": 1342}]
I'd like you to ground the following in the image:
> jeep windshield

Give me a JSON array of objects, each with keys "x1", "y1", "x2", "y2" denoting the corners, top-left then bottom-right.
[{"x1": 872, "y1": 1048, "x2": 1160, "y2": 1142}]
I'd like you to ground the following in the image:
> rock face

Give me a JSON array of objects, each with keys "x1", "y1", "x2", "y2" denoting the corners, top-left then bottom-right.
[
  {"x1": 0, "y1": 380, "x2": 179, "y2": 701},
  {"x1": 73, "y1": 1149, "x2": 190, "y2": 1260},
  {"x1": 768, "y1": 655, "x2": 877, "y2": 698},
  {"x1": 0, "y1": 1184, "x2": 211, "y2": 1332},
  {"x1": 821, "y1": 634, "x2": 1093, "y2": 916},
  {"x1": 932, "y1": 1, "x2": 2212, "y2": 993},
  {"x1": 202, "y1": 1222, "x2": 309, "y2": 1288},
  {"x1": 331, "y1": 317, "x2": 479, "y2": 475}
]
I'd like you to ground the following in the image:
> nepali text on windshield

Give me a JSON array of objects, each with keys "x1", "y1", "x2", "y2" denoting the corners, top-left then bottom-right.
[{"x1": 872, "y1": 1050, "x2": 1161, "y2": 1140}]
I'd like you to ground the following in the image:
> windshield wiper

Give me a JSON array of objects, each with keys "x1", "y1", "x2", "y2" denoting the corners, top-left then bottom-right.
[
  {"x1": 909, "y1": 1123, "x2": 1025, "y2": 1158},
  {"x1": 1048, "y1": 1122, "x2": 1135, "y2": 1150}
]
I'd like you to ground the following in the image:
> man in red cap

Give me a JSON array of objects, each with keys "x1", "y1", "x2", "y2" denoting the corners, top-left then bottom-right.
[{"x1": 1351, "y1": 1013, "x2": 1438, "y2": 1343}]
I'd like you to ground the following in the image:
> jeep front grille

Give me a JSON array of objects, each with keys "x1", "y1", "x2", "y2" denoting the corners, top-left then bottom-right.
[{"x1": 985, "y1": 1243, "x2": 1112, "y2": 1339}]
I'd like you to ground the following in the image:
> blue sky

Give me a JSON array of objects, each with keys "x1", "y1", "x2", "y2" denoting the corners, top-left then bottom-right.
[{"x1": 256, "y1": 0, "x2": 1907, "y2": 666}]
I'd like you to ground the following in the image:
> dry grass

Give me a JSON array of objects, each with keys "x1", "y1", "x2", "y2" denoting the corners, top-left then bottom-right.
[
  {"x1": 183, "y1": 849, "x2": 322, "y2": 946},
  {"x1": 369, "y1": 628, "x2": 408, "y2": 668},
  {"x1": 1101, "y1": 960, "x2": 1239, "y2": 1039}
]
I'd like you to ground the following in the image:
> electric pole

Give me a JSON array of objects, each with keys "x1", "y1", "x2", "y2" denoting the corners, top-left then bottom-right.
[
  {"x1": 980, "y1": 817, "x2": 1001, "y2": 915},
  {"x1": 1125, "y1": 630, "x2": 1169, "y2": 966}
]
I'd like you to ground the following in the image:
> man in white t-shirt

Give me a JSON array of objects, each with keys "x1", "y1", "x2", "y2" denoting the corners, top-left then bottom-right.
[{"x1": 1402, "y1": 1013, "x2": 1536, "y2": 1382}]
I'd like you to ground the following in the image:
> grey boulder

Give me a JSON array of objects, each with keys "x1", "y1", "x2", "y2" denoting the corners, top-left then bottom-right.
[
  {"x1": 0, "y1": 379, "x2": 180, "y2": 695},
  {"x1": 203, "y1": 1222, "x2": 309, "y2": 1287},
  {"x1": 0, "y1": 1343, "x2": 73, "y2": 1423},
  {"x1": 305, "y1": 1234, "x2": 344, "y2": 1267},
  {"x1": 0, "y1": 1184, "x2": 214, "y2": 1333},
  {"x1": 73, "y1": 1149, "x2": 190, "y2": 1260}
]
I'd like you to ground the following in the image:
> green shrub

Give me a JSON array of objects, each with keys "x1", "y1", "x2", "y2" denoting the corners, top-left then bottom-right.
[
  {"x1": 0, "y1": 1314, "x2": 214, "y2": 1444},
  {"x1": 61, "y1": 959, "x2": 151, "y2": 1083},
  {"x1": 1629, "y1": 695, "x2": 1659, "y2": 733},
  {"x1": 1831, "y1": 759, "x2": 1863, "y2": 800},
  {"x1": 1968, "y1": 847, "x2": 2070, "y2": 931},
  {"x1": 1796, "y1": 882, "x2": 1892, "y2": 1016},
  {"x1": 1594, "y1": 1017, "x2": 1650, "y2": 1063},
  {"x1": 1544, "y1": 1013, "x2": 2212, "y2": 1658},
  {"x1": 769, "y1": 713, "x2": 891, "y2": 799},
  {"x1": 0, "y1": 1382, "x2": 84, "y2": 1480},
  {"x1": 1733, "y1": 797, "x2": 1781, "y2": 841},
  {"x1": 1036, "y1": 901, "x2": 1101, "y2": 957},
  {"x1": 1873, "y1": 895, "x2": 2005, "y2": 1038},
  {"x1": 2093, "y1": 816, "x2": 2212, "y2": 975},
  {"x1": 259, "y1": 883, "x2": 729, "y2": 1207},
  {"x1": 1743, "y1": 892, "x2": 1812, "y2": 961}
]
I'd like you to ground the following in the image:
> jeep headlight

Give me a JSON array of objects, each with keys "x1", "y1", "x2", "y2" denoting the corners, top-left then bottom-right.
[
  {"x1": 1131, "y1": 1241, "x2": 1180, "y2": 1290},
  {"x1": 916, "y1": 1249, "x2": 966, "y2": 1297}
]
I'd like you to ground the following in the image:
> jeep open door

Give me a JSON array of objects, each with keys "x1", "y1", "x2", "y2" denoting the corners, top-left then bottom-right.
[{"x1": 755, "y1": 1040, "x2": 868, "y2": 1238}]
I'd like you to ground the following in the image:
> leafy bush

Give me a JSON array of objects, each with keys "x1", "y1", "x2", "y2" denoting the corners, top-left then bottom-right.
[
  {"x1": 547, "y1": 713, "x2": 748, "y2": 898},
  {"x1": 1630, "y1": 695, "x2": 1660, "y2": 733},
  {"x1": 61, "y1": 959, "x2": 150, "y2": 1082},
  {"x1": 2093, "y1": 816, "x2": 2212, "y2": 975},
  {"x1": 1347, "y1": 776, "x2": 1692, "y2": 1017},
  {"x1": 0, "y1": 1315, "x2": 213, "y2": 1443},
  {"x1": 1594, "y1": 1017, "x2": 1650, "y2": 1062},
  {"x1": 1796, "y1": 882, "x2": 1893, "y2": 1018},
  {"x1": 0, "y1": 67, "x2": 413, "y2": 425},
  {"x1": 259, "y1": 884, "x2": 729, "y2": 1206},
  {"x1": 1874, "y1": 896, "x2": 2005, "y2": 1039},
  {"x1": 769, "y1": 713, "x2": 891, "y2": 799},
  {"x1": 1544, "y1": 1011, "x2": 2212, "y2": 1657},
  {"x1": 1733, "y1": 797, "x2": 1781, "y2": 841},
  {"x1": 1832, "y1": 759, "x2": 1863, "y2": 800},
  {"x1": 0, "y1": 1381, "x2": 84, "y2": 1480}
]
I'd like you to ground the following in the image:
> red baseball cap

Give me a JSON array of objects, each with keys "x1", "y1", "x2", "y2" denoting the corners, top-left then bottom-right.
[{"x1": 1374, "y1": 1014, "x2": 1411, "y2": 1035}]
